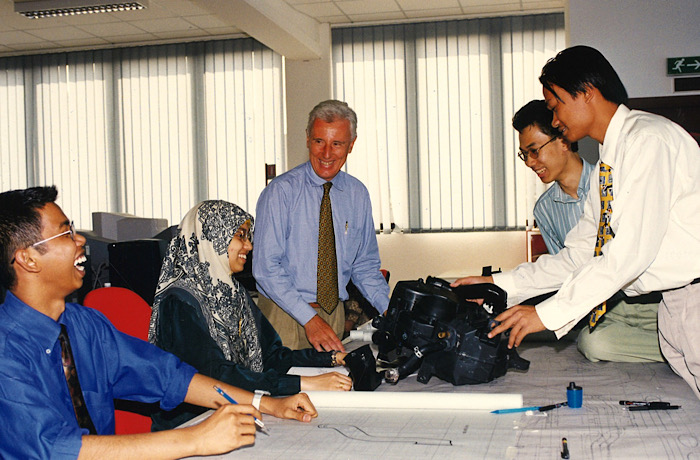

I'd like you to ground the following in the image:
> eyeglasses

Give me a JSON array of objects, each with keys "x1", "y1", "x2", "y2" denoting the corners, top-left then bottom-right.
[
  {"x1": 10, "y1": 221, "x2": 76, "y2": 264},
  {"x1": 31, "y1": 221, "x2": 76, "y2": 247},
  {"x1": 234, "y1": 223, "x2": 252, "y2": 243},
  {"x1": 517, "y1": 136, "x2": 559, "y2": 162}
]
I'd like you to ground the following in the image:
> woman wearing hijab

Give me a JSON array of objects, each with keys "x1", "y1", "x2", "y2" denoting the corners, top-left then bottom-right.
[{"x1": 149, "y1": 200, "x2": 352, "y2": 431}]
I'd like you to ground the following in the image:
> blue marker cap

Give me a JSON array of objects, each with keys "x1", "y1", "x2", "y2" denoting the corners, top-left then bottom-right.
[{"x1": 567, "y1": 382, "x2": 582, "y2": 408}]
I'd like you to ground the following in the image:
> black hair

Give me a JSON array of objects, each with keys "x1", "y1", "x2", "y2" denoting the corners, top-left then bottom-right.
[
  {"x1": 513, "y1": 100, "x2": 578, "y2": 152},
  {"x1": 0, "y1": 186, "x2": 58, "y2": 289},
  {"x1": 539, "y1": 45, "x2": 628, "y2": 105},
  {"x1": 513, "y1": 100, "x2": 560, "y2": 137}
]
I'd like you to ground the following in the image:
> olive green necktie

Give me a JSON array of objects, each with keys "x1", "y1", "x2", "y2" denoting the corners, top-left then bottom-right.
[
  {"x1": 317, "y1": 182, "x2": 339, "y2": 314},
  {"x1": 588, "y1": 162, "x2": 613, "y2": 331}
]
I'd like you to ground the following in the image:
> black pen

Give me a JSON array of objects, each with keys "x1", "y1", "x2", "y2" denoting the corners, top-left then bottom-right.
[
  {"x1": 628, "y1": 403, "x2": 680, "y2": 411},
  {"x1": 539, "y1": 402, "x2": 568, "y2": 412},
  {"x1": 561, "y1": 437, "x2": 570, "y2": 459},
  {"x1": 620, "y1": 400, "x2": 668, "y2": 406}
]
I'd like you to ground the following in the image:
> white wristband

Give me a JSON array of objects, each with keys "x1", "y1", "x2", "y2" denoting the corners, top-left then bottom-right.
[{"x1": 252, "y1": 390, "x2": 270, "y2": 410}]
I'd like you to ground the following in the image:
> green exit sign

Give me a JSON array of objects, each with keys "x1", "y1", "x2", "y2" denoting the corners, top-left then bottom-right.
[{"x1": 668, "y1": 56, "x2": 700, "y2": 75}]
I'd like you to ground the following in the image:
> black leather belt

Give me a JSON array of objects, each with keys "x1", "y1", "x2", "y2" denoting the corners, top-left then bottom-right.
[{"x1": 691, "y1": 278, "x2": 700, "y2": 285}]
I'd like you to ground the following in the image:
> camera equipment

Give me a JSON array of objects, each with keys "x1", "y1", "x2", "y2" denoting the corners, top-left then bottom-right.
[{"x1": 371, "y1": 276, "x2": 529, "y2": 386}]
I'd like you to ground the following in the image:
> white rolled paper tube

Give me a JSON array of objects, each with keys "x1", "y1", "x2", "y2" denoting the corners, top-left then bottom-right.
[
  {"x1": 349, "y1": 330, "x2": 374, "y2": 341},
  {"x1": 304, "y1": 391, "x2": 522, "y2": 411}
]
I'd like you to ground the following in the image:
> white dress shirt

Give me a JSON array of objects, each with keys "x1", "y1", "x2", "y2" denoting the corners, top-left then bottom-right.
[{"x1": 494, "y1": 105, "x2": 700, "y2": 338}]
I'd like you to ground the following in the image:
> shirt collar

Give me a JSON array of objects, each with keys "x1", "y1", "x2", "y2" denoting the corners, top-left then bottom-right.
[
  {"x1": 550, "y1": 160, "x2": 593, "y2": 204},
  {"x1": 2, "y1": 291, "x2": 63, "y2": 348},
  {"x1": 303, "y1": 160, "x2": 347, "y2": 191},
  {"x1": 599, "y1": 104, "x2": 630, "y2": 169},
  {"x1": 550, "y1": 182, "x2": 578, "y2": 204}
]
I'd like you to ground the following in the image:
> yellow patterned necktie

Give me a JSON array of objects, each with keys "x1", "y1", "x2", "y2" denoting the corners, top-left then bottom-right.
[
  {"x1": 588, "y1": 162, "x2": 614, "y2": 331},
  {"x1": 317, "y1": 182, "x2": 339, "y2": 314}
]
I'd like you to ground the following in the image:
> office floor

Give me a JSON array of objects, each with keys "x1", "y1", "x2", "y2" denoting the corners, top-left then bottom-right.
[{"x1": 186, "y1": 338, "x2": 700, "y2": 460}]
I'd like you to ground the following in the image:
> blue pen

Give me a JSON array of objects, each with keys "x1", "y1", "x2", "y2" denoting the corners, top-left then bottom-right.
[
  {"x1": 214, "y1": 385, "x2": 270, "y2": 435},
  {"x1": 492, "y1": 402, "x2": 568, "y2": 414},
  {"x1": 491, "y1": 405, "x2": 541, "y2": 414}
]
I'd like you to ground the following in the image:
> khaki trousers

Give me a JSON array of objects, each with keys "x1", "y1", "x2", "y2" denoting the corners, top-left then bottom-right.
[
  {"x1": 577, "y1": 298, "x2": 663, "y2": 363},
  {"x1": 659, "y1": 282, "x2": 700, "y2": 400},
  {"x1": 257, "y1": 295, "x2": 344, "y2": 350}
]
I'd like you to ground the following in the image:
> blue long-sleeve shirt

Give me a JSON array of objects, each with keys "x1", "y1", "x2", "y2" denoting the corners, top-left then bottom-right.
[
  {"x1": 0, "y1": 291, "x2": 197, "y2": 460},
  {"x1": 253, "y1": 161, "x2": 390, "y2": 326}
]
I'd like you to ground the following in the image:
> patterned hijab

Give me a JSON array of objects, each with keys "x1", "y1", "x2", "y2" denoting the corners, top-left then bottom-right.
[{"x1": 148, "y1": 200, "x2": 263, "y2": 372}]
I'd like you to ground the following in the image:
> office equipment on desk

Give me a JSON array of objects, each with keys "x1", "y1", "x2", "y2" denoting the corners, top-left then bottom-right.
[
  {"x1": 108, "y1": 239, "x2": 167, "y2": 305},
  {"x1": 561, "y1": 438, "x2": 570, "y2": 459},
  {"x1": 566, "y1": 382, "x2": 582, "y2": 408},
  {"x1": 213, "y1": 386, "x2": 270, "y2": 435},
  {"x1": 491, "y1": 402, "x2": 567, "y2": 414},
  {"x1": 620, "y1": 400, "x2": 680, "y2": 411},
  {"x1": 491, "y1": 405, "x2": 540, "y2": 414},
  {"x1": 305, "y1": 390, "x2": 522, "y2": 411}
]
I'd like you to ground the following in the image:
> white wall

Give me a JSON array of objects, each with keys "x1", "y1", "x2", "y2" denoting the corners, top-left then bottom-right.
[
  {"x1": 284, "y1": 24, "x2": 332, "y2": 170},
  {"x1": 569, "y1": 0, "x2": 700, "y2": 98}
]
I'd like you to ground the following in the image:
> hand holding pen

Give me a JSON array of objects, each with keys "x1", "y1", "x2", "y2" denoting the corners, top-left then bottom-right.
[
  {"x1": 182, "y1": 396, "x2": 260, "y2": 456},
  {"x1": 215, "y1": 386, "x2": 270, "y2": 435}
]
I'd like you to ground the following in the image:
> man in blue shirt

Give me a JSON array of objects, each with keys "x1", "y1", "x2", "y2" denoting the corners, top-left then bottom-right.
[
  {"x1": 253, "y1": 100, "x2": 390, "y2": 352},
  {"x1": 513, "y1": 100, "x2": 592, "y2": 255},
  {"x1": 511, "y1": 100, "x2": 662, "y2": 363},
  {"x1": 0, "y1": 186, "x2": 317, "y2": 459}
]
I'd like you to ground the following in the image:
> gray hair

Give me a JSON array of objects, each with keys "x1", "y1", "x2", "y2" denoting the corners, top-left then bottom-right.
[{"x1": 306, "y1": 99, "x2": 357, "y2": 139}]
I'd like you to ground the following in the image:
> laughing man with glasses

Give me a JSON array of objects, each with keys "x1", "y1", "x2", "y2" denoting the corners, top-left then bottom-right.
[{"x1": 513, "y1": 99, "x2": 591, "y2": 255}]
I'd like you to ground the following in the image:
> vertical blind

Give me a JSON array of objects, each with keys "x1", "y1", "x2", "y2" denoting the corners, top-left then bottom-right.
[
  {"x1": 0, "y1": 39, "x2": 284, "y2": 230},
  {"x1": 332, "y1": 14, "x2": 565, "y2": 232}
]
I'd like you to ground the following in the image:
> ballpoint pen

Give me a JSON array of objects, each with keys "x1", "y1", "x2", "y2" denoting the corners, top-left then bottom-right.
[
  {"x1": 628, "y1": 403, "x2": 680, "y2": 411},
  {"x1": 491, "y1": 402, "x2": 567, "y2": 414},
  {"x1": 214, "y1": 385, "x2": 271, "y2": 435},
  {"x1": 620, "y1": 400, "x2": 679, "y2": 411}
]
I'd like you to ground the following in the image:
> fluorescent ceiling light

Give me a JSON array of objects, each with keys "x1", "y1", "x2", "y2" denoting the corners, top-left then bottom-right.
[{"x1": 14, "y1": 0, "x2": 148, "y2": 19}]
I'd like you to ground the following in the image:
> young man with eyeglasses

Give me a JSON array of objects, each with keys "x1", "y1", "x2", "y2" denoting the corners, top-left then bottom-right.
[
  {"x1": 513, "y1": 99, "x2": 592, "y2": 255},
  {"x1": 512, "y1": 99, "x2": 663, "y2": 364},
  {"x1": 0, "y1": 186, "x2": 317, "y2": 459}
]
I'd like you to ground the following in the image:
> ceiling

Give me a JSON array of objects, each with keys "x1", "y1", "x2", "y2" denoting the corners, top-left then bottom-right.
[{"x1": 0, "y1": 0, "x2": 564, "y2": 59}]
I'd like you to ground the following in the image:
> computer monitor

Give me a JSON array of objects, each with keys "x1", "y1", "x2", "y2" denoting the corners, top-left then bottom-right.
[{"x1": 108, "y1": 239, "x2": 167, "y2": 305}]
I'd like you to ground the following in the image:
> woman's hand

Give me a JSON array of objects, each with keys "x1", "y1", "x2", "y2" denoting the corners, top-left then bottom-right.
[
  {"x1": 300, "y1": 372, "x2": 353, "y2": 392},
  {"x1": 259, "y1": 393, "x2": 318, "y2": 422},
  {"x1": 334, "y1": 352, "x2": 347, "y2": 366}
]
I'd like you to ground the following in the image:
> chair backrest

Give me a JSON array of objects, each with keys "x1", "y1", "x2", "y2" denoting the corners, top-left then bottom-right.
[
  {"x1": 83, "y1": 286, "x2": 153, "y2": 434},
  {"x1": 83, "y1": 287, "x2": 151, "y2": 340}
]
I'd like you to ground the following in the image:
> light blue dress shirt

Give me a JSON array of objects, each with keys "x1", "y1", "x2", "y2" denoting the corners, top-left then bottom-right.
[
  {"x1": 253, "y1": 161, "x2": 390, "y2": 326},
  {"x1": 0, "y1": 291, "x2": 197, "y2": 459},
  {"x1": 533, "y1": 159, "x2": 595, "y2": 254}
]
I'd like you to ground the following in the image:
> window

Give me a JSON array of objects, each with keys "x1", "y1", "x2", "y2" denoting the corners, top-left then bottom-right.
[
  {"x1": 332, "y1": 14, "x2": 565, "y2": 232},
  {"x1": 0, "y1": 38, "x2": 284, "y2": 229}
]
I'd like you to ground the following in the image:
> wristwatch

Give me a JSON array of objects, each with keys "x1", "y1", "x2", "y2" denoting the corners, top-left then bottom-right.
[{"x1": 252, "y1": 390, "x2": 270, "y2": 410}]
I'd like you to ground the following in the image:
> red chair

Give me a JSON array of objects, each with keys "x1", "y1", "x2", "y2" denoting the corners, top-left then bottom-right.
[{"x1": 83, "y1": 287, "x2": 153, "y2": 434}]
